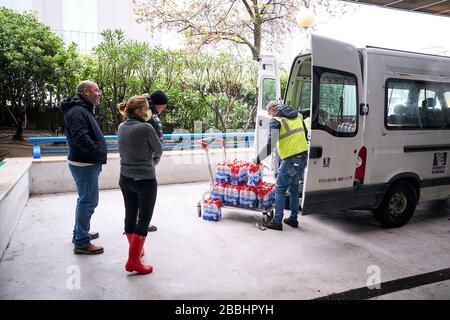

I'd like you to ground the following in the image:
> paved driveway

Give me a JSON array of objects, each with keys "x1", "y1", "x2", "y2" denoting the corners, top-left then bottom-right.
[{"x1": 1, "y1": 182, "x2": 449, "y2": 299}]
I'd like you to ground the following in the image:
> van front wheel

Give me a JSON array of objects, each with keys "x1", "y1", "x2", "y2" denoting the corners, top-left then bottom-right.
[{"x1": 373, "y1": 182, "x2": 417, "y2": 228}]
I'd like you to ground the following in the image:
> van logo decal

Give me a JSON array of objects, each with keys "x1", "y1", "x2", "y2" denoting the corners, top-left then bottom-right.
[
  {"x1": 323, "y1": 158, "x2": 330, "y2": 168},
  {"x1": 432, "y1": 152, "x2": 447, "y2": 175}
]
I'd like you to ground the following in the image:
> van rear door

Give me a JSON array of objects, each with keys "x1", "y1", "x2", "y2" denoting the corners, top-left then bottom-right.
[
  {"x1": 302, "y1": 35, "x2": 365, "y2": 214},
  {"x1": 254, "y1": 55, "x2": 280, "y2": 170}
]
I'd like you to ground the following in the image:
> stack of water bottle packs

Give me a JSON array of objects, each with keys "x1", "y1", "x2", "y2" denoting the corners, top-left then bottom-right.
[
  {"x1": 202, "y1": 160, "x2": 275, "y2": 221},
  {"x1": 202, "y1": 199, "x2": 223, "y2": 222}
]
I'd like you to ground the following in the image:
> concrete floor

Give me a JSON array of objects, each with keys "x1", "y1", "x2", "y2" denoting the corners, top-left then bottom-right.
[{"x1": 0, "y1": 182, "x2": 449, "y2": 300}]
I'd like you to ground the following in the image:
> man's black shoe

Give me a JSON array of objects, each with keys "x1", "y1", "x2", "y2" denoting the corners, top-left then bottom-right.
[
  {"x1": 263, "y1": 220, "x2": 282, "y2": 231},
  {"x1": 148, "y1": 225, "x2": 158, "y2": 232},
  {"x1": 283, "y1": 218, "x2": 299, "y2": 228}
]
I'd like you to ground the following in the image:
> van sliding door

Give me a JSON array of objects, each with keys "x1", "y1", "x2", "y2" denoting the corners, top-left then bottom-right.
[{"x1": 302, "y1": 35, "x2": 364, "y2": 214}]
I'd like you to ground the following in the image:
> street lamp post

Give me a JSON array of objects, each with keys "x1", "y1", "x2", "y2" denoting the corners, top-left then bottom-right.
[{"x1": 297, "y1": 8, "x2": 316, "y2": 52}]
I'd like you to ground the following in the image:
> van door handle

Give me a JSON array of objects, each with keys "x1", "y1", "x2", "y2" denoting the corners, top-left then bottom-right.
[
  {"x1": 309, "y1": 146, "x2": 322, "y2": 159},
  {"x1": 360, "y1": 103, "x2": 369, "y2": 116},
  {"x1": 259, "y1": 120, "x2": 263, "y2": 126}
]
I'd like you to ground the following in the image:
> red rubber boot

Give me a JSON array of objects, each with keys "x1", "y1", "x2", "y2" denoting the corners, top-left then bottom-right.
[
  {"x1": 124, "y1": 233, "x2": 144, "y2": 258},
  {"x1": 125, "y1": 234, "x2": 153, "y2": 274}
]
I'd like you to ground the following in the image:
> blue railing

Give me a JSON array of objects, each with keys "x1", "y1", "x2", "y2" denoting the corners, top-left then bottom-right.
[{"x1": 28, "y1": 132, "x2": 255, "y2": 159}]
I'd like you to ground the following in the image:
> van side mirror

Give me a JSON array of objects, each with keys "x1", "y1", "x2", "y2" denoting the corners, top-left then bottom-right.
[{"x1": 360, "y1": 103, "x2": 369, "y2": 116}]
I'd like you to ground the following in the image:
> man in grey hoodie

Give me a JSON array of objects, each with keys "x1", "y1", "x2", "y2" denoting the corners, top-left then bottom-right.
[{"x1": 255, "y1": 101, "x2": 309, "y2": 231}]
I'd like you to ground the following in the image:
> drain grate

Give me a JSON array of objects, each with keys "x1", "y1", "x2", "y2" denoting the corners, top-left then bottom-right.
[{"x1": 314, "y1": 268, "x2": 450, "y2": 300}]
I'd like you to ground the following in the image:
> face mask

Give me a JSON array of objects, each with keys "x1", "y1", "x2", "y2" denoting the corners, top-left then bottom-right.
[{"x1": 143, "y1": 109, "x2": 152, "y2": 122}]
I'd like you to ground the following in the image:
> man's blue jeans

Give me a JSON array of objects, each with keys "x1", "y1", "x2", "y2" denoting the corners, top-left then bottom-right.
[
  {"x1": 69, "y1": 164, "x2": 102, "y2": 248},
  {"x1": 273, "y1": 154, "x2": 307, "y2": 224}
]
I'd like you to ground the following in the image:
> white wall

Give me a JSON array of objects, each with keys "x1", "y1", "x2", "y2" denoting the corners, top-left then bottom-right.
[
  {"x1": 0, "y1": 159, "x2": 31, "y2": 259},
  {"x1": 0, "y1": 0, "x2": 33, "y2": 11},
  {"x1": 33, "y1": 0, "x2": 63, "y2": 31},
  {"x1": 0, "y1": 0, "x2": 166, "y2": 52},
  {"x1": 29, "y1": 148, "x2": 253, "y2": 195},
  {"x1": 62, "y1": 0, "x2": 97, "y2": 32},
  {"x1": 98, "y1": 0, "x2": 149, "y2": 42}
]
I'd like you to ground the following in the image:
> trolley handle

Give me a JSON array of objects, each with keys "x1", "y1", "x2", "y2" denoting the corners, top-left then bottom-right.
[{"x1": 197, "y1": 137, "x2": 226, "y2": 150}]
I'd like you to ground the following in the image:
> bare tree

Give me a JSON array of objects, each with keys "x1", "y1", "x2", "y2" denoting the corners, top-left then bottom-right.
[{"x1": 133, "y1": 0, "x2": 348, "y2": 61}]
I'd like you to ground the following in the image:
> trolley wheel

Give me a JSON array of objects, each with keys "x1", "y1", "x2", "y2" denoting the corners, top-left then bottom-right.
[
  {"x1": 262, "y1": 212, "x2": 269, "y2": 223},
  {"x1": 197, "y1": 202, "x2": 202, "y2": 217}
]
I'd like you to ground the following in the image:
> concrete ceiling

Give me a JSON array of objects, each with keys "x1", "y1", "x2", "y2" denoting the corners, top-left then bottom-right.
[{"x1": 343, "y1": 0, "x2": 450, "y2": 17}]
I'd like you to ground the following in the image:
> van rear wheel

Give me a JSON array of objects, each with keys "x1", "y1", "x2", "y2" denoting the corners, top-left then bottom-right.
[{"x1": 373, "y1": 182, "x2": 417, "y2": 228}]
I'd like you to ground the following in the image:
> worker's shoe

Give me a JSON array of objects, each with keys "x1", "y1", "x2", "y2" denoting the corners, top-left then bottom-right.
[
  {"x1": 125, "y1": 234, "x2": 153, "y2": 274},
  {"x1": 283, "y1": 218, "x2": 299, "y2": 228},
  {"x1": 263, "y1": 220, "x2": 283, "y2": 231},
  {"x1": 73, "y1": 243, "x2": 104, "y2": 255},
  {"x1": 148, "y1": 225, "x2": 158, "y2": 232}
]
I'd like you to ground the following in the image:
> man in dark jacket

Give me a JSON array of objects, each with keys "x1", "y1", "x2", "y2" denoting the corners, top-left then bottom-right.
[
  {"x1": 255, "y1": 101, "x2": 308, "y2": 231},
  {"x1": 61, "y1": 80, "x2": 107, "y2": 254},
  {"x1": 143, "y1": 90, "x2": 168, "y2": 232}
]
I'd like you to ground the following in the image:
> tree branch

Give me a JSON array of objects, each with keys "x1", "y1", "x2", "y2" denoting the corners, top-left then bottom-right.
[{"x1": 241, "y1": 0, "x2": 255, "y2": 19}]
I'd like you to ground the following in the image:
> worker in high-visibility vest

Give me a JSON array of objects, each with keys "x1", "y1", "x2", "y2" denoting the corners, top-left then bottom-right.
[{"x1": 255, "y1": 101, "x2": 308, "y2": 230}]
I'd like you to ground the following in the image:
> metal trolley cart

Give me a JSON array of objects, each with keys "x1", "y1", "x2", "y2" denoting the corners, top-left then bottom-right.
[{"x1": 196, "y1": 137, "x2": 274, "y2": 223}]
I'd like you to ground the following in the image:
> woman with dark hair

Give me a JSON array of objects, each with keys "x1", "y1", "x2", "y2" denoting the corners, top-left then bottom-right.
[{"x1": 117, "y1": 95, "x2": 162, "y2": 274}]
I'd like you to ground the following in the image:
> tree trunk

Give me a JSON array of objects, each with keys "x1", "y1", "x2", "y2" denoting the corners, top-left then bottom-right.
[
  {"x1": 243, "y1": 102, "x2": 257, "y2": 131},
  {"x1": 252, "y1": 22, "x2": 262, "y2": 61},
  {"x1": 13, "y1": 101, "x2": 25, "y2": 141},
  {"x1": 215, "y1": 103, "x2": 227, "y2": 132}
]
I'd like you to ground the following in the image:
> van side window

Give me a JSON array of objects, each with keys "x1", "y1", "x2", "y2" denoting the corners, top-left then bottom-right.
[
  {"x1": 298, "y1": 82, "x2": 311, "y2": 112},
  {"x1": 312, "y1": 67, "x2": 358, "y2": 137},
  {"x1": 386, "y1": 79, "x2": 450, "y2": 130}
]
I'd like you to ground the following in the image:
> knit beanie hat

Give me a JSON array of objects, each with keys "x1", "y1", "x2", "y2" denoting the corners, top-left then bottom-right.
[{"x1": 150, "y1": 90, "x2": 168, "y2": 105}]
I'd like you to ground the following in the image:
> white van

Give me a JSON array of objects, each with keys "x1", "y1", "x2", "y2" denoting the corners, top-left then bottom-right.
[{"x1": 255, "y1": 35, "x2": 450, "y2": 227}]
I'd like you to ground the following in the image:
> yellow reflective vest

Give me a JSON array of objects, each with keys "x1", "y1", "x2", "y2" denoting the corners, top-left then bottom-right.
[{"x1": 273, "y1": 115, "x2": 308, "y2": 160}]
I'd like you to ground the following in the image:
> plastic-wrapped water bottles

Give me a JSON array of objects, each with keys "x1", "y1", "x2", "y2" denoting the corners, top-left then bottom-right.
[
  {"x1": 202, "y1": 199, "x2": 223, "y2": 222},
  {"x1": 210, "y1": 183, "x2": 226, "y2": 201},
  {"x1": 223, "y1": 185, "x2": 240, "y2": 206},
  {"x1": 217, "y1": 160, "x2": 254, "y2": 186},
  {"x1": 215, "y1": 162, "x2": 225, "y2": 183},
  {"x1": 230, "y1": 164, "x2": 240, "y2": 186},
  {"x1": 222, "y1": 163, "x2": 232, "y2": 184},
  {"x1": 209, "y1": 159, "x2": 273, "y2": 211},
  {"x1": 237, "y1": 164, "x2": 248, "y2": 185},
  {"x1": 247, "y1": 164, "x2": 263, "y2": 186},
  {"x1": 257, "y1": 182, "x2": 276, "y2": 210},
  {"x1": 239, "y1": 186, "x2": 258, "y2": 209}
]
